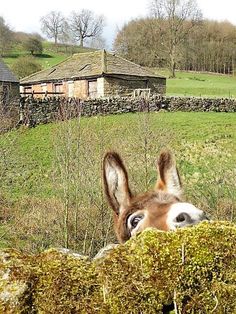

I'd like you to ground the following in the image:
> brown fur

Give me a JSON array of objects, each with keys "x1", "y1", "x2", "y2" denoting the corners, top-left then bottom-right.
[
  {"x1": 155, "y1": 150, "x2": 182, "y2": 192},
  {"x1": 103, "y1": 150, "x2": 183, "y2": 243},
  {"x1": 116, "y1": 191, "x2": 179, "y2": 243}
]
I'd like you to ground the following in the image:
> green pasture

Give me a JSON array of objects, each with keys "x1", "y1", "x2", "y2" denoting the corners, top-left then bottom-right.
[
  {"x1": 156, "y1": 69, "x2": 236, "y2": 98},
  {"x1": 0, "y1": 112, "x2": 235, "y2": 253},
  {"x1": 1, "y1": 112, "x2": 235, "y2": 200}
]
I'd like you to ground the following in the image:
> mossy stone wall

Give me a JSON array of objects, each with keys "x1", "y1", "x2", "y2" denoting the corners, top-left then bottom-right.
[
  {"x1": 18, "y1": 95, "x2": 236, "y2": 126},
  {"x1": 0, "y1": 221, "x2": 235, "y2": 313}
]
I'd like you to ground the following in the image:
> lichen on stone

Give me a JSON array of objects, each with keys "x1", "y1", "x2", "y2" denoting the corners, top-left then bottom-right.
[
  {"x1": 0, "y1": 221, "x2": 235, "y2": 313},
  {"x1": 0, "y1": 249, "x2": 34, "y2": 313}
]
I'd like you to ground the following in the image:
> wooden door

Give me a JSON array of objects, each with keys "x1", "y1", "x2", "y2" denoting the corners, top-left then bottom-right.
[{"x1": 88, "y1": 80, "x2": 97, "y2": 98}]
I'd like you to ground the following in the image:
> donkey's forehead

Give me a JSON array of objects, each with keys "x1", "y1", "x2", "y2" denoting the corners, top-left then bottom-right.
[
  {"x1": 117, "y1": 192, "x2": 180, "y2": 242},
  {"x1": 132, "y1": 191, "x2": 179, "y2": 207},
  {"x1": 125, "y1": 191, "x2": 180, "y2": 216}
]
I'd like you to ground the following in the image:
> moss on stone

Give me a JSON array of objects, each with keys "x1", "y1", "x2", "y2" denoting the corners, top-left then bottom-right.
[
  {"x1": 0, "y1": 249, "x2": 35, "y2": 313},
  {"x1": 0, "y1": 221, "x2": 235, "y2": 313},
  {"x1": 33, "y1": 248, "x2": 105, "y2": 313}
]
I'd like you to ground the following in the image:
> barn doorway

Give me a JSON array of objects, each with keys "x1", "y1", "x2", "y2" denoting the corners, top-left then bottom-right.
[{"x1": 88, "y1": 80, "x2": 97, "y2": 98}]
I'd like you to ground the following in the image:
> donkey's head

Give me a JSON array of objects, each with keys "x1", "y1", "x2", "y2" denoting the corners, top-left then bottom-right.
[{"x1": 103, "y1": 150, "x2": 208, "y2": 243}]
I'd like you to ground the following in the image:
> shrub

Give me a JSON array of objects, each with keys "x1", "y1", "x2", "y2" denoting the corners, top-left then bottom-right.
[
  {"x1": 12, "y1": 56, "x2": 42, "y2": 78},
  {"x1": 23, "y1": 36, "x2": 43, "y2": 55}
]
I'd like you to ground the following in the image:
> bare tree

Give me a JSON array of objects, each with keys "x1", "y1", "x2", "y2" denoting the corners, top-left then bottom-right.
[
  {"x1": 149, "y1": 0, "x2": 202, "y2": 77},
  {"x1": 69, "y1": 9, "x2": 105, "y2": 47},
  {"x1": 40, "y1": 11, "x2": 67, "y2": 46},
  {"x1": 87, "y1": 35, "x2": 107, "y2": 49},
  {"x1": 114, "y1": 18, "x2": 164, "y2": 67}
]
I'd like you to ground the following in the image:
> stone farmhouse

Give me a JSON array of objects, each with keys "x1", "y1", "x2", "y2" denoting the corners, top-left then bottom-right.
[
  {"x1": 20, "y1": 50, "x2": 166, "y2": 99},
  {"x1": 0, "y1": 59, "x2": 19, "y2": 105}
]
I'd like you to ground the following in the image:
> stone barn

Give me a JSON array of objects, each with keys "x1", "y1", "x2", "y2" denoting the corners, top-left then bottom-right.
[
  {"x1": 20, "y1": 50, "x2": 166, "y2": 99},
  {"x1": 0, "y1": 59, "x2": 19, "y2": 106}
]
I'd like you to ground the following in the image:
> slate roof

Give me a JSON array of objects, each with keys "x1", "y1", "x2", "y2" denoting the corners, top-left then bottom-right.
[
  {"x1": 0, "y1": 59, "x2": 19, "y2": 83},
  {"x1": 21, "y1": 50, "x2": 164, "y2": 84}
]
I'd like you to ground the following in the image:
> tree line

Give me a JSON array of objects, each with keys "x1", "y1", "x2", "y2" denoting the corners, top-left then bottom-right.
[
  {"x1": 114, "y1": 18, "x2": 236, "y2": 77},
  {"x1": 114, "y1": 0, "x2": 236, "y2": 77}
]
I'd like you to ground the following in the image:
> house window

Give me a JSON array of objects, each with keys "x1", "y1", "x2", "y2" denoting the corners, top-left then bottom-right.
[
  {"x1": 41, "y1": 83, "x2": 47, "y2": 93},
  {"x1": 54, "y1": 83, "x2": 63, "y2": 94},
  {"x1": 88, "y1": 80, "x2": 97, "y2": 98},
  {"x1": 24, "y1": 86, "x2": 32, "y2": 94},
  {"x1": 68, "y1": 81, "x2": 74, "y2": 98}
]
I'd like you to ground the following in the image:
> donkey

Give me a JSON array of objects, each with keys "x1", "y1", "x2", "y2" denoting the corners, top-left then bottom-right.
[{"x1": 103, "y1": 150, "x2": 208, "y2": 243}]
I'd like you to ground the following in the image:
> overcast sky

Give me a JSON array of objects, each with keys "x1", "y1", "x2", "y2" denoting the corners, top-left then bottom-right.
[{"x1": 1, "y1": 0, "x2": 236, "y2": 47}]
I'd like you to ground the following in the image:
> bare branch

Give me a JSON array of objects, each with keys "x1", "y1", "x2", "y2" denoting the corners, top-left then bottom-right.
[
  {"x1": 149, "y1": 0, "x2": 202, "y2": 77},
  {"x1": 40, "y1": 11, "x2": 67, "y2": 45},
  {"x1": 69, "y1": 9, "x2": 105, "y2": 47}
]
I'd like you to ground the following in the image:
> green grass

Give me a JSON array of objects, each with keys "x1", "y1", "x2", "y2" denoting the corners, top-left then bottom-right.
[
  {"x1": 3, "y1": 41, "x2": 95, "y2": 70},
  {"x1": 0, "y1": 112, "x2": 235, "y2": 253},
  {"x1": 156, "y1": 69, "x2": 236, "y2": 98},
  {"x1": 1, "y1": 112, "x2": 235, "y2": 200}
]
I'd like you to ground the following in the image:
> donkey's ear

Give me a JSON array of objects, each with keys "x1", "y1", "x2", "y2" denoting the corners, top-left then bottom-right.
[
  {"x1": 103, "y1": 152, "x2": 132, "y2": 215},
  {"x1": 155, "y1": 150, "x2": 182, "y2": 198}
]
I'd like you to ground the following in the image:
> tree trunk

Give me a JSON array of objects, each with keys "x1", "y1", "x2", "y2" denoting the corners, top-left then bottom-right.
[
  {"x1": 80, "y1": 37, "x2": 84, "y2": 47},
  {"x1": 54, "y1": 37, "x2": 58, "y2": 52},
  {"x1": 169, "y1": 50, "x2": 176, "y2": 78},
  {"x1": 232, "y1": 57, "x2": 235, "y2": 76}
]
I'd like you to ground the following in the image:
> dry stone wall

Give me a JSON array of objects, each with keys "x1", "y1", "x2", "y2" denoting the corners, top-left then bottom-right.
[
  {"x1": 0, "y1": 222, "x2": 236, "y2": 313},
  {"x1": 19, "y1": 95, "x2": 236, "y2": 126}
]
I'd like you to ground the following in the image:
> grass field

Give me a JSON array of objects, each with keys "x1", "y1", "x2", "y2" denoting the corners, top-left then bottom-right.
[
  {"x1": 0, "y1": 112, "x2": 235, "y2": 253},
  {"x1": 1, "y1": 112, "x2": 235, "y2": 198},
  {"x1": 156, "y1": 69, "x2": 236, "y2": 98}
]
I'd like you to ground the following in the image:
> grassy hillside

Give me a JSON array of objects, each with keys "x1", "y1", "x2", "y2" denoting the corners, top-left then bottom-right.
[
  {"x1": 0, "y1": 112, "x2": 235, "y2": 253},
  {"x1": 3, "y1": 41, "x2": 95, "y2": 70}
]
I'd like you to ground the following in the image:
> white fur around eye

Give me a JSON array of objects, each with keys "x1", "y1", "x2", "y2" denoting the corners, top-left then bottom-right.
[
  {"x1": 167, "y1": 202, "x2": 204, "y2": 230},
  {"x1": 127, "y1": 212, "x2": 146, "y2": 236}
]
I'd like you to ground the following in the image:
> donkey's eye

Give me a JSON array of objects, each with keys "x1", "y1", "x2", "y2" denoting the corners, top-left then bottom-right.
[{"x1": 129, "y1": 215, "x2": 143, "y2": 229}]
